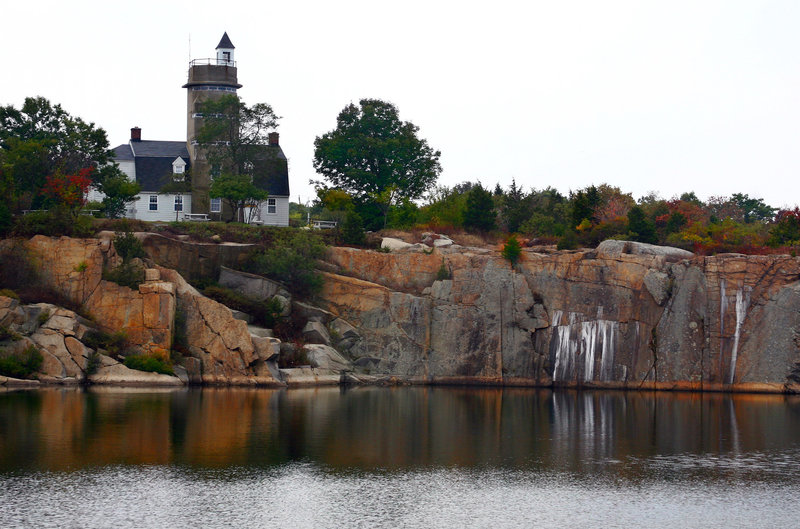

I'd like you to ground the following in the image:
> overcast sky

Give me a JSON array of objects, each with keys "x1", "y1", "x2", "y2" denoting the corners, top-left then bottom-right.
[{"x1": 3, "y1": 0, "x2": 799, "y2": 208}]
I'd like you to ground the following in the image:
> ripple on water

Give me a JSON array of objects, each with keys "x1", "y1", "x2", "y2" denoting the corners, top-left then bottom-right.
[{"x1": 2, "y1": 463, "x2": 800, "y2": 529}]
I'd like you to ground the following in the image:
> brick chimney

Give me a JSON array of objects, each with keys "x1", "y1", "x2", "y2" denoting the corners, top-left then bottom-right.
[
  {"x1": 131, "y1": 127, "x2": 142, "y2": 142},
  {"x1": 268, "y1": 132, "x2": 279, "y2": 146}
]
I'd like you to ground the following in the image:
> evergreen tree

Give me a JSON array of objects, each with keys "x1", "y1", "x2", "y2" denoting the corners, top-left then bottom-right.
[
  {"x1": 340, "y1": 209, "x2": 366, "y2": 246},
  {"x1": 463, "y1": 183, "x2": 496, "y2": 231},
  {"x1": 501, "y1": 178, "x2": 529, "y2": 233},
  {"x1": 627, "y1": 205, "x2": 658, "y2": 243}
]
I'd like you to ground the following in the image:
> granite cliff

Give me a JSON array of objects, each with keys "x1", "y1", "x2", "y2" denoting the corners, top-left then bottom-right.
[
  {"x1": 3, "y1": 235, "x2": 800, "y2": 392},
  {"x1": 320, "y1": 240, "x2": 800, "y2": 392}
]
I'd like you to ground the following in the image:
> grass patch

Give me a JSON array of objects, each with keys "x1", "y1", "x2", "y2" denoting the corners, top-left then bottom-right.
[
  {"x1": 0, "y1": 326, "x2": 22, "y2": 342},
  {"x1": 102, "y1": 261, "x2": 145, "y2": 289},
  {"x1": 123, "y1": 353, "x2": 173, "y2": 375},
  {"x1": 0, "y1": 289, "x2": 19, "y2": 300},
  {"x1": 0, "y1": 345, "x2": 43, "y2": 379},
  {"x1": 82, "y1": 330, "x2": 129, "y2": 357},
  {"x1": 37, "y1": 310, "x2": 50, "y2": 326}
]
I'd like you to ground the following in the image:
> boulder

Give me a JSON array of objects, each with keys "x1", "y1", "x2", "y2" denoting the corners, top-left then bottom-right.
[
  {"x1": 89, "y1": 360, "x2": 183, "y2": 386},
  {"x1": 230, "y1": 309, "x2": 253, "y2": 323},
  {"x1": 293, "y1": 301, "x2": 333, "y2": 324},
  {"x1": 329, "y1": 318, "x2": 361, "y2": 350},
  {"x1": 273, "y1": 295, "x2": 291, "y2": 317},
  {"x1": 381, "y1": 237, "x2": 412, "y2": 251},
  {"x1": 279, "y1": 367, "x2": 341, "y2": 386},
  {"x1": 252, "y1": 336, "x2": 280, "y2": 361},
  {"x1": 303, "y1": 344, "x2": 352, "y2": 371},
  {"x1": 595, "y1": 240, "x2": 693, "y2": 262},
  {"x1": 218, "y1": 266, "x2": 290, "y2": 302},
  {"x1": 302, "y1": 321, "x2": 331, "y2": 345},
  {"x1": 644, "y1": 269, "x2": 671, "y2": 306},
  {"x1": 248, "y1": 325, "x2": 274, "y2": 338}
]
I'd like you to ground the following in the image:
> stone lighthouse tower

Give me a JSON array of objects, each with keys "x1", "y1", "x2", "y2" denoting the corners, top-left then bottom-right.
[{"x1": 182, "y1": 32, "x2": 242, "y2": 213}]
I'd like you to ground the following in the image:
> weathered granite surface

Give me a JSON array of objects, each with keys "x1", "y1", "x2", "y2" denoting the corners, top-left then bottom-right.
[
  {"x1": 0, "y1": 236, "x2": 283, "y2": 387},
  {"x1": 319, "y1": 243, "x2": 800, "y2": 392},
  {"x1": 5, "y1": 235, "x2": 800, "y2": 392}
]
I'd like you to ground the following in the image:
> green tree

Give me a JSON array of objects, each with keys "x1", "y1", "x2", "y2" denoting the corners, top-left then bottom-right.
[
  {"x1": 463, "y1": 183, "x2": 496, "y2": 232},
  {"x1": 195, "y1": 94, "x2": 280, "y2": 176},
  {"x1": 627, "y1": 205, "x2": 658, "y2": 243},
  {"x1": 768, "y1": 208, "x2": 800, "y2": 246},
  {"x1": 313, "y1": 98, "x2": 441, "y2": 205},
  {"x1": 502, "y1": 235, "x2": 522, "y2": 266},
  {"x1": 0, "y1": 96, "x2": 114, "y2": 210},
  {"x1": 731, "y1": 193, "x2": 776, "y2": 223},
  {"x1": 209, "y1": 173, "x2": 268, "y2": 223},
  {"x1": 97, "y1": 167, "x2": 141, "y2": 218},
  {"x1": 570, "y1": 185, "x2": 600, "y2": 229},
  {"x1": 500, "y1": 178, "x2": 531, "y2": 233},
  {"x1": 340, "y1": 210, "x2": 366, "y2": 246}
]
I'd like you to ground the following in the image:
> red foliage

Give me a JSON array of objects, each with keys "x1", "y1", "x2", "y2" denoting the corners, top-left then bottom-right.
[
  {"x1": 43, "y1": 167, "x2": 93, "y2": 210},
  {"x1": 665, "y1": 199, "x2": 708, "y2": 225},
  {"x1": 775, "y1": 207, "x2": 800, "y2": 223}
]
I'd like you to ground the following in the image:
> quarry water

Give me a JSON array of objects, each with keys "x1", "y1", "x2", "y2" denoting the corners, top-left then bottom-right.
[{"x1": 2, "y1": 387, "x2": 800, "y2": 528}]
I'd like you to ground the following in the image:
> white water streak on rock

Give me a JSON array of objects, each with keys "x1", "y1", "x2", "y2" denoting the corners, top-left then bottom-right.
[
  {"x1": 581, "y1": 321, "x2": 597, "y2": 381},
  {"x1": 728, "y1": 286, "x2": 751, "y2": 384},
  {"x1": 719, "y1": 278, "x2": 728, "y2": 367},
  {"x1": 552, "y1": 315, "x2": 619, "y2": 383}
]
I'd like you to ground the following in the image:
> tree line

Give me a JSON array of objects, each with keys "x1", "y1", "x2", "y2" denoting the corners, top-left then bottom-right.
[{"x1": 2, "y1": 95, "x2": 798, "y2": 254}]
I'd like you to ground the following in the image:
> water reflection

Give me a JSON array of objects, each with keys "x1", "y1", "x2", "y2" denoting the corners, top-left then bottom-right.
[{"x1": 2, "y1": 387, "x2": 800, "y2": 480}]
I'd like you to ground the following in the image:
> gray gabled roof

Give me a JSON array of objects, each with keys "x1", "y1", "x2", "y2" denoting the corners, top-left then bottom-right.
[
  {"x1": 135, "y1": 157, "x2": 189, "y2": 192},
  {"x1": 216, "y1": 32, "x2": 235, "y2": 49},
  {"x1": 250, "y1": 144, "x2": 290, "y2": 196},
  {"x1": 113, "y1": 144, "x2": 134, "y2": 161},
  {"x1": 111, "y1": 141, "x2": 191, "y2": 192},
  {"x1": 128, "y1": 140, "x2": 189, "y2": 158}
]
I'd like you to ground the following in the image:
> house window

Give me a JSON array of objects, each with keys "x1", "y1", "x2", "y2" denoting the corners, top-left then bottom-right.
[
  {"x1": 210, "y1": 198, "x2": 221, "y2": 213},
  {"x1": 149, "y1": 195, "x2": 158, "y2": 211},
  {"x1": 174, "y1": 195, "x2": 183, "y2": 212},
  {"x1": 174, "y1": 165, "x2": 184, "y2": 173},
  {"x1": 267, "y1": 198, "x2": 277, "y2": 214}
]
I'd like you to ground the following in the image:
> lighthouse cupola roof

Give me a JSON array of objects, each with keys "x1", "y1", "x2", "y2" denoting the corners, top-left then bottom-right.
[{"x1": 216, "y1": 32, "x2": 235, "y2": 65}]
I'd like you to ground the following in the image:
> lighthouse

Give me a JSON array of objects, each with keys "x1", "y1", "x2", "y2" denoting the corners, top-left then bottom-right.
[{"x1": 182, "y1": 32, "x2": 242, "y2": 213}]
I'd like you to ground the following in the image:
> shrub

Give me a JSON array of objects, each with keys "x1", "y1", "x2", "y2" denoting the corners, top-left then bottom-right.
[
  {"x1": 114, "y1": 228, "x2": 146, "y2": 262},
  {"x1": 244, "y1": 230, "x2": 326, "y2": 298},
  {"x1": 278, "y1": 344, "x2": 310, "y2": 368},
  {"x1": 86, "y1": 351, "x2": 101, "y2": 375},
  {"x1": 102, "y1": 261, "x2": 145, "y2": 289},
  {"x1": 340, "y1": 210, "x2": 366, "y2": 246},
  {"x1": 37, "y1": 310, "x2": 50, "y2": 326},
  {"x1": 0, "y1": 289, "x2": 19, "y2": 300},
  {"x1": 557, "y1": 230, "x2": 579, "y2": 250},
  {"x1": 502, "y1": 235, "x2": 522, "y2": 266},
  {"x1": 202, "y1": 285, "x2": 285, "y2": 328},
  {"x1": 0, "y1": 326, "x2": 22, "y2": 341},
  {"x1": 0, "y1": 244, "x2": 39, "y2": 292},
  {"x1": 82, "y1": 330, "x2": 128, "y2": 357},
  {"x1": 0, "y1": 345, "x2": 43, "y2": 379},
  {"x1": 436, "y1": 258, "x2": 451, "y2": 280},
  {"x1": 124, "y1": 353, "x2": 173, "y2": 375},
  {"x1": 12, "y1": 209, "x2": 94, "y2": 238}
]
